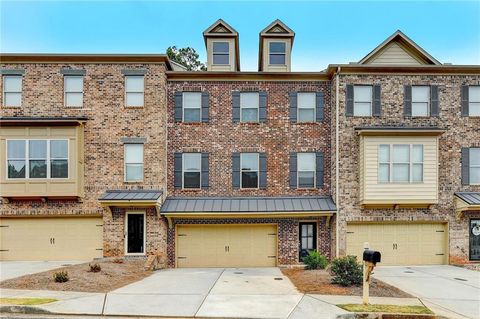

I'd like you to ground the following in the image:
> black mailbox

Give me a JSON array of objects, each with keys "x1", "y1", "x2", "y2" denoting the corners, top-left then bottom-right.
[{"x1": 363, "y1": 250, "x2": 381, "y2": 265}]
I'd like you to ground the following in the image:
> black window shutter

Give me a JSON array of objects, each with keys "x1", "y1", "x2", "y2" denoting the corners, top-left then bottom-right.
[
  {"x1": 289, "y1": 92, "x2": 297, "y2": 122},
  {"x1": 201, "y1": 153, "x2": 209, "y2": 188},
  {"x1": 201, "y1": 92, "x2": 209, "y2": 122},
  {"x1": 461, "y1": 148, "x2": 470, "y2": 185},
  {"x1": 232, "y1": 92, "x2": 240, "y2": 123},
  {"x1": 404, "y1": 85, "x2": 412, "y2": 117},
  {"x1": 373, "y1": 84, "x2": 381, "y2": 117},
  {"x1": 461, "y1": 85, "x2": 469, "y2": 117},
  {"x1": 346, "y1": 85, "x2": 354, "y2": 117},
  {"x1": 430, "y1": 85, "x2": 439, "y2": 117},
  {"x1": 316, "y1": 152, "x2": 324, "y2": 188},
  {"x1": 259, "y1": 91, "x2": 267, "y2": 122},
  {"x1": 259, "y1": 153, "x2": 267, "y2": 189},
  {"x1": 174, "y1": 92, "x2": 183, "y2": 122},
  {"x1": 232, "y1": 153, "x2": 240, "y2": 188},
  {"x1": 289, "y1": 152, "x2": 297, "y2": 189},
  {"x1": 174, "y1": 153, "x2": 182, "y2": 188},
  {"x1": 316, "y1": 92, "x2": 324, "y2": 122}
]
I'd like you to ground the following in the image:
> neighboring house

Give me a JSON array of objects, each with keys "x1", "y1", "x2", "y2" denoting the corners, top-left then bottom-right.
[{"x1": 0, "y1": 20, "x2": 479, "y2": 267}]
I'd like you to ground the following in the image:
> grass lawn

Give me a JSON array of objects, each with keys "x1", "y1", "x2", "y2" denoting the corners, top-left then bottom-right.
[
  {"x1": 338, "y1": 304, "x2": 434, "y2": 314},
  {"x1": 0, "y1": 298, "x2": 57, "y2": 305}
]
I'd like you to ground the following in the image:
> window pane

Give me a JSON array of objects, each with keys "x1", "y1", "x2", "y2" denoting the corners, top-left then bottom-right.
[
  {"x1": 353, "y1": 102, "x2": 371, "y2": 116},
  {"x1": 412, "y1": 86, "x2": 429, "y2": 102},
  {"x1": 241, "y1": 153, "x2": 258, "y2": 170},
  {"x1": 298, "y1": 109, "x2": 315, "y2": 122},
  {"x1": 393, "y1": 145, "x2": 409, "y2": 163},
  {"x1": 65, "y1": 76, "x2": 83, "y2": 92},
  {"x1": 4, "y1": 92, "x2": 21, "y2": 106},
  {"x1": 471, "y1": 148, "x2": 480, "y2": 166},
  {"x1": 29, "y1": 140, "x2": 47, "y2": 158},
  {"x1": 184, "y1": 109, "x2": 201, "y2": 122},
  {"x1": 125, "y1": 144, "x2": 143, "y2": 163},
  {"x1": 412, "y1": 102, "x2": 429, "y2": 116},
  {"x1": 126, "y1": 164, "x2": 143, "y2": 181},
  {"x1": 269, "y1": 42, "x2": 286, "y2": 53},
  {"x1": 29, "y1": 160, "x2": 47, "y2": 178},
  {"x1": 412, "y1": 145, "x2": 424, "y2": 163},
  {"x1": 213, "y1": 54, "x2": 229, "y2": 65},
  {"x1": 298, "y1": 171, "x2": 314, "y2": 188},
  {"x1": 51, "y1": 140, "x2": 68, "y2": 158},
  {"x1": 307, "y1": 225, "x2": 313, "y2": 236},
  {"x1": 470, "y1": 103, "x2": 480, "y2": 116},
  {"x1": 240, "y1": 92, "x2": 259, "y2": 108},
  {"x1": 307, "y1": 237, "x2": 313, "y2": 249},
  {"x1": 183, "y1": 92, "x2": 201, "y2": 108},
  {"x1": 379, "y1": 164, "x2": 390, "y2": 182},
  {"x1": 471, "y1": 167, "x2": 480, "y2": 184},
  {"x1": 269, "y1": 54, "x2": 285, "y2": 65},
  {"x1": 354, "y1": 86, "x2": 372, "y2": 102},
  {"x1": 51, "y1": 160, "x2": 68, "y2": 178},
  {"x1": 412, "y1": 164, "x2": 423, "y2": 182},
  {"x1": 241, "y1": 108, "x2": 258, "y2": 122},
  {"x1": 125, "y1": 76, "x2": 144, "y2": 92},
  {"x1": 183, "y1": 172, "x2": 200, "y2": 188},
  {"x1": 126, "y1": 92, "x2": 144, "y2": 107},
  {"x1": 213, "y1": 42, "x2": 229, "y2": 53},
  {"x1": 184, "y1": 153, "x2": 201, "y2": 171},
  {"x1": 470, "y1": 86, "x2": 480, "y2": 103},
  {"x1": 378, "y1": 145, "x2": 389, "y2": 162},
  {"x1": 298, "y1": 153, "x2": 315, "y2": 171},
  {"x1": 4, "y1": 76, "x2": 22, "y2": 91},
  {"x1": 392, "y1": 163, "x2": 409, "y2": 182},
  {"x1": 301, "y1": 238, "x2": 307, "y2": 248},
  {"x1": 298, "y1": 93, "x2": 315, "y2": 109},
  {"x1": 241, "y1": 171, "x2": 258, "y2": 188},
  {"x1": 7, "y1": 140, "x2": 25, "y2": 158},
  {"x1": 8, "y1": 160, "x2": 25, "y2": 178},
  {"x1": 65, "y1": 92, "x2": 83, "y2": 107}
]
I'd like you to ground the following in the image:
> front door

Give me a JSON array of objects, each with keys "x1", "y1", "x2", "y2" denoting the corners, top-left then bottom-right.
[
  {"x1": 470, "y1": 219, "x2": 480, "y2": 261},
  {"x1": 126, "y1": 213, "x2": 144, "y2": 254},
  {"x1": 299, "y1": 222, "x2": 317, "y2": 260}
]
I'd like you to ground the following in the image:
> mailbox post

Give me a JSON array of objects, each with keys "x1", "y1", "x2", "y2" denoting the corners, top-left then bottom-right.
[{"x1": 362, "y1": 248, "x2": 381, "y2": 305}]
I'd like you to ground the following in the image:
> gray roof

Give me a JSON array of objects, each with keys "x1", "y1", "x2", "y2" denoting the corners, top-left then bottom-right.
[
  {"x1": 455, "y1": 192, "x2": 480, "y2": 205},
  {"x1": 99, "y1": 190, "x2": 162, "y2": 201},
  {"x1": 160, "y1": 196, "x2": 336, "y2": 213}
]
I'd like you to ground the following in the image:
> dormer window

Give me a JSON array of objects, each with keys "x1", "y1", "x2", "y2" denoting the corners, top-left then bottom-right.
[
  {"x1": 269, "y1": 42, "x2": 286, "y2": 65},
  {"x1": 213, "y1": 42, "x2": 229, "y2": 65}
]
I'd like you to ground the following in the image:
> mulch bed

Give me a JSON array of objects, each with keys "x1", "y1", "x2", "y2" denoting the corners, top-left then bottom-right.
[
  {"x1": 281, "y1": 268, "x2": 412, "y2": 297},
  {"x1": 0, "y1": 259, "x2": 152, "y2": 293}
]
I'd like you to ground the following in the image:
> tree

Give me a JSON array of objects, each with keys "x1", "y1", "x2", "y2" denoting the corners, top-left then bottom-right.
[{"x1": 166, "y1": 46, "x2": 206, "y2": 71}]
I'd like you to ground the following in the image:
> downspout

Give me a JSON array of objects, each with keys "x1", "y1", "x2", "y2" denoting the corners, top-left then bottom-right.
[{"x1": 335, "y1": 66, "x2": 341, "y2": 258}]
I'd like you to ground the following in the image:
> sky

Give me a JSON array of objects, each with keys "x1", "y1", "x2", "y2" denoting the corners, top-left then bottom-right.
[{"x1": 1, "y1": 0, "x2": 479, "y2": 71}]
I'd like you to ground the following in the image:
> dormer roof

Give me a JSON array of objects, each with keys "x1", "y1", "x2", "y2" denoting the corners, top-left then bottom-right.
[
  {"x1": 203, "y1": 19, "x2": 240, "y2": 71},
  {"x1": 259, "y1": 19, "x2": 295, "y2": 71},
  {"x1": 359, "y1": 30, "x2": 441, "y2": 65}
]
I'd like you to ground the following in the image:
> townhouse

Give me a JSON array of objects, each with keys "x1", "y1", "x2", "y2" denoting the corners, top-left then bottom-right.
[{"x1": 0, "y1": 19, "x2": 479, "y2": 267}]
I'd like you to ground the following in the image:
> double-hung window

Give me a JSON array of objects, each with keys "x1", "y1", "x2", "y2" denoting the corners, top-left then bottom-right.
[
  {"x1": 240, "y1": 153, "x2": 259, "y2": 189},
  {"x1": 240, "y1": 92, "x2": 259, "y2": 122},
  {"x1": 213, "y1": 42, "x2": 229, "y2": 65},
  {"x1": 124, "y1": 144, "x2": 144, "y2": 182},
  {"x1": 353, "y1": 86, "x2": 372, "y2": 116},
  {"x1": 125, "y1": 76, "x2": 144, "y2": 107},
  {"x1": 297, "y1": 153, "x2": 316, "y2": 188},
  {"x1": 269, "y1": 42, "x2": 286, "y2": 65},
  {"x1": 183, "y1": 153, "x2": 201, "y2": 189},
  {"x1": 470, "y1": 148, "x2": 480, "y2": 184},
  {"x1": 378, "y1": 144, "x2": 423, "y2": 183},
  {"x1": 297, "y1": 93, "x2": 316, "y2": 122},
  {"x1": 183, "y1": 92, "x2": 201, "y2": 122},
  {"x1": 3, "y1": 75, "x2": 22, "y2": 107},
  {"x1": 412, "y1": 86, "x2": 430, "y2": 117},
  {"x1": 64, "y1": 76, "x2": 84, "y2": 107},
  {"x1": 469, "y1": 86, "x2": 480, "y2": 116}
]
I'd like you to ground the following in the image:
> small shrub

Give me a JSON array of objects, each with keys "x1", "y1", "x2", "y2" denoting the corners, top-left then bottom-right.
[
  {"x1": 88, "y1": 263, "x2": 101, "y2": 272},
  {"x1": 302, "y1": 251, "x2": 329, "y2": 270},
  {"x1": 330, "y1": 255, "x2": 363, "y2": 287},
  {"x1": 53, "y1": 271, "x2": 69, "y2": 283}
]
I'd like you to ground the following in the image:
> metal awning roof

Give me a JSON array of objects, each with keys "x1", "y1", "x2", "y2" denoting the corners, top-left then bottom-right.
[
  {"x1": 98, "y1": 190, "x2": 162, "y2": 201},
  {"x1": 455, "y1": 192, "x2": 480, "y2": 205}
]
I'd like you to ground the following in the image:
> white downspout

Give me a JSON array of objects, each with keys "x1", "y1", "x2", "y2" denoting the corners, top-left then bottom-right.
[{"x1": 335, "y1": 66, "x2": 341, "y2": 258}]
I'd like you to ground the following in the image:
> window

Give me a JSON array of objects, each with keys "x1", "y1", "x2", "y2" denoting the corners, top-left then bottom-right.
[
  {"x1": 378, "y1": 144, "x2": 423, "y2": 183},
  {"x1": 412, "y1": 86, "x2": 430, "y2": 117},
  {"x1": 125, "y1": 76, "x2": 144, "y2": 107},
  {"x1": 182, "y1": 153, "x2": 201, "y2": 189},
  {"x1": 297, "y1": 93, "x2": 316, "y2": 122},
  {"x1": 64, "y1": 76, "x2": 84, "y2": 107},
  {"x1": 213, "y1": 42, "x2": 229, "y2": 65},
  {"x1": 124, "y1": 144, "x2": 144, "y2": 182},
  {"x1": 183, "y1": 92, "x2": 201, "y2": 122},
  {"x1": 3, "y1": 75, "x2": 22, "y2": 107},
  {"x1": 6, "y1": 140, "x2": 68, "y2": 179},
  {"x1": 240, "y1": 92, "x2": 259, "y2": 122},
  {"x1": 297, "y1": 153, "x2": 316, "y2": 188},
  {"x1": 470, "y1": 148, "x2": 480, "y2": 184},
  {"x1": 240, "y1": 153, "x2": 259, "y2": 188},
  {"x1": 269, "y1": 42, "x2": 286, "y2": 65},
  {"x1": 354, "y1": 86, "x2": 372, "y2": 116},
  {"x1": 469, "y1": 86, "x2": 480, "y2": 116}
]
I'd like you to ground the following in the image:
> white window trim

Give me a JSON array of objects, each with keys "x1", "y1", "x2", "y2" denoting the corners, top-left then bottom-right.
[
  {"x1": 469, "y1": 86, "x2": 480, "y2": 117},
  {"x1": 3, "y1": 75, "x2": 22, "y2": 107},
  {"x1": 269, "y1": 41, "x2": 286, "y2": 66},
  {"x1": 470, "y1": 148, "x2": 480, "y2": 185},
  {"x1": 124, "y1": 211, "x2": 146, "y2": 256},
  {"x1": 182, "y1": 153, "x2": 201, "y2": 189},
  {"x1": 297, "y1": 92, "x2": 316, "y2": 123},
  {"x1": 124, "y1": 144, "x2": 144, "y2": 182},
  {"x1": 182, "y1": 92, "x2": 202, "y2": 123},
  {"x1": 240, "y1": 153, "x2": 259, "y2": 189},
  {"x1": 240, "y1": 92, "x2": 260, "y2": 123},
  {"x1": 212, "y1": 41, "x2": 230, "y2": 65},
  {"x1": 411, "y1": 86, "x2": 430, "y2": 117},
  {"x1": 124, "y1": 75, "x2": 145, "y2": 107},
  {"x1": 6, "y1": 139, "x2": 69, "y2": 180},
  {"x1": 377, "y1": 144, "x2": 424, "y2": 184},
  {"x1": 353, "y1": 85, "x2": 372, "y2": 117},
  {"x1": 64, "y1": 75, "x2": 84, "y2": 108},
  {"x1": 297, "y1": 152, "x2": 316, "y2": 189}
]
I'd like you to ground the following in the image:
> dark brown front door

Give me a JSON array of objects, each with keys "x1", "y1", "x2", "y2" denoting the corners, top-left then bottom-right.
[
  {"x1": 127, "y1": 214, "x2": 144, "y2": 254},
  {"x1": 299, "y1": 222, "x2": 317, "y2": 260}
]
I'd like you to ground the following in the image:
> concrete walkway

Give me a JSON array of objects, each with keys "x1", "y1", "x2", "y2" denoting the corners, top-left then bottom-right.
[{"x1": 0, "y1": 261, "x2": 84, "y2": 281}]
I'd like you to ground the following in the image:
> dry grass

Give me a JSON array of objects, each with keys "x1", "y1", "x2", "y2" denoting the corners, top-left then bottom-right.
[
  {"x1": 0, "y1": 298, "x2": 57, "y2": 305},
  {"x1": 338, "y1": 304, "x2": 433, "y2": 314}
]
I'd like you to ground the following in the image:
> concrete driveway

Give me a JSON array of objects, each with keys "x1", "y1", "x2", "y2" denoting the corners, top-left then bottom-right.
[
  {"x1": 374, "y1": 265, "x2": 480, "y2": 319},
  {"x1": 0, "y1": 261, "x2": 83, "y2": 281}
]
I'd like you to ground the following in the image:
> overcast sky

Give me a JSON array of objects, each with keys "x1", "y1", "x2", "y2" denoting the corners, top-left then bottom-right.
[{"x1": 1, "y1": 1, "x2": 479, "y2": 71}]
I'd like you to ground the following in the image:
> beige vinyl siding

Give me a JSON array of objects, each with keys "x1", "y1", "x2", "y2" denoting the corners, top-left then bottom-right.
[
  {"x1": 359, "y1": 137, "x2": 365, "y2": 202},
  {"x1": 207, "y1": 37, "x2": 236, "y2": 72},
  {"x1": 360, "y1": 136, "x2": 438, "y2": 205},
  {"x1": 367, "y1": 42, "x2": 423, "y2": 65}
]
